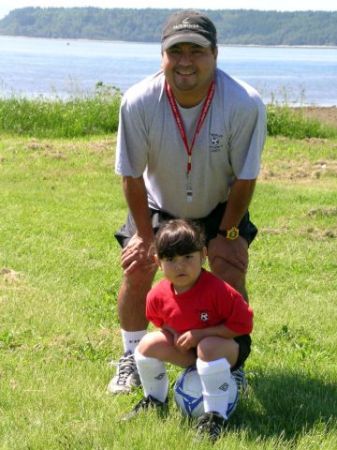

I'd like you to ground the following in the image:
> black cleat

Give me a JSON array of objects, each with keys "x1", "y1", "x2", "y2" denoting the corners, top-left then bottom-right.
[
  {"x1": 195, "y1": 411, "x2": 227, "y2": 442},
  {"x1": 121, "y1": 395, "x2": 168, "y2": 421}
]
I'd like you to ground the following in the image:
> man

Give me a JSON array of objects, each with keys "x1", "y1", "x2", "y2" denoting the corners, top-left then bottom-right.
[{"x1": 108, "y1": 10, "x2": 266, "y2": 399}]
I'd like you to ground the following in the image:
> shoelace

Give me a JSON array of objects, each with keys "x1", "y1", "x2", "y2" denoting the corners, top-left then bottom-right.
[{"x1": 112, "y1": 354, "x2": 136, "y2": 383}]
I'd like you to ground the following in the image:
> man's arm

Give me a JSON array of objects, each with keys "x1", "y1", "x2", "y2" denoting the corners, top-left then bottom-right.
[
  {"x1": 218, "y1": 179, "x2": 256, "y2": 231},
  {"x1": 122, "y1": 175, "x2": 153, "y2": 240},
  {"x1": 208, "y1": 179, "x2": 256, "y2": 274},
  {"x1": 120, "y1": 175, "x2": 155, "y2": 274}
]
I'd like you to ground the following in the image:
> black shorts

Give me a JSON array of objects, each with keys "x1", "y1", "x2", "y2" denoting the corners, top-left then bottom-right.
[
  {"x1": 114, "y1": 202, "x2": 258, "y2": 248},
  {"x1": 188, "y1": 334, "x2": 251, "y2": 370},
  {"x1": 232, "y1": 334, "x2": 252, "y2": 371}
]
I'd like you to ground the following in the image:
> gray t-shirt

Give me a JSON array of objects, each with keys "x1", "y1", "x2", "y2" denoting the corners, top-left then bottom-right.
[{"x1": 115, "y1": 68, "x2": 266, "y2": 219}]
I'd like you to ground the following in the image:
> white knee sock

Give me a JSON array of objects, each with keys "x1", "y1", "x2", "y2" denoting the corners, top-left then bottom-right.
[
  {"x1": 134, "y1": 348, "x2": 168, "y2": 403},
  {"x1": 121, "y1": 329, "x2": 147, "y2": 353},
  {"x1": 196, "y1": 357, "x2": 231, "y2": 419}
]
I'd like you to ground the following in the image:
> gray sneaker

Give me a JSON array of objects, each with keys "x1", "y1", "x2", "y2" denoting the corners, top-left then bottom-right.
[
  {"x1": 107, "y1": 351, "x2": 141, "y2": 394},
  {"x1": 231, "y1": 366, "x2": 248, "y2": 393}
]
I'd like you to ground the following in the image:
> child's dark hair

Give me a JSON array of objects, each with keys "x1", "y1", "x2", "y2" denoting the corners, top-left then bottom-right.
[{"x1": 155, "y1": 219, "x2": 206, "y2": 259}]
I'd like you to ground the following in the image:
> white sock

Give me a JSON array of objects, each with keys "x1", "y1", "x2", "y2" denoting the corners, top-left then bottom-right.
[
  {"x1": 121, "y1": 329, "x2": 147, "y2": 353},
  {"x1": 134, "y1": 347, "x2": 168, "y2": 403},
  {"x1": 196, "y1": 358, "x2": 231, "y2": 419}
]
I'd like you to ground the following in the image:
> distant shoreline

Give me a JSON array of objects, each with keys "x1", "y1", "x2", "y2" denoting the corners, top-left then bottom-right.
[{"x1": 0, "y1": 34, "x2": 337, "y2": 49}]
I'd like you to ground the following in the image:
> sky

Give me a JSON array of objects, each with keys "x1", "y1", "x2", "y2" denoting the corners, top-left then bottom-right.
[{"x1": 0, "y1": 0, "x2": 336, "y2": 19}]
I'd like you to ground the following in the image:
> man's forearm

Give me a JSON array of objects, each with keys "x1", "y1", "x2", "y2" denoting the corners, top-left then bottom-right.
[
  {"x1": 220, "y1": 179, "x2": 256, "y2": 230},
  {"x1": 122, "y1": 176, "x2": 154, "y2": 241}
]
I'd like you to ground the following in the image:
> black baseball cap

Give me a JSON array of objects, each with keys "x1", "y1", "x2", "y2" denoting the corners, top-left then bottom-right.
[{"x1": 161, "y1": 11, "x2": 217, "y2": 51}]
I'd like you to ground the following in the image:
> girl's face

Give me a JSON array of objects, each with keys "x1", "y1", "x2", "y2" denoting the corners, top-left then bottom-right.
[{"x1": 158, "y1": 249, "x2": 206, "y2": 294}]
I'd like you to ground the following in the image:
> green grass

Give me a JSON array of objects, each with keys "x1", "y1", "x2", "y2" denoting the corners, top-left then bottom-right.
[
  {"x1": 266, "y1": 105, "x2": 337, "y2": 139},
  {"x1": 0, "y1": 133, "x2": 336, "y2": 449},
  {"x1": 0, "y1": 84, "x2": 121, "y2": 138},
  {"x1": 1, "y1": 88, "x2": 337, "y2": 139}
]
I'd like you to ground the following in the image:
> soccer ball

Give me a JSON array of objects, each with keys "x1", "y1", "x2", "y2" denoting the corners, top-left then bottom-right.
[{"x1": 174, "y1": 365, "x2": 239, "y2": 418}]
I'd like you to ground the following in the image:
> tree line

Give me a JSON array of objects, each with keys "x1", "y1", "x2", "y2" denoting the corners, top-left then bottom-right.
[{"x1": 0, "y1": 7, "x2": 336, "y2": 46}]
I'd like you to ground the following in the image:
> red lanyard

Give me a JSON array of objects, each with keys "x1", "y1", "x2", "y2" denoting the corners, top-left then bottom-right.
[{"x1": 165, "y1": 80, "x2": 215, "y2": 174}]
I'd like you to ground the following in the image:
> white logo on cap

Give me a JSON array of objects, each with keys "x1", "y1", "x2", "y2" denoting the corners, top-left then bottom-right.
[{"x1": 173, "y1": 17, "x2": 200, "y2": 31}]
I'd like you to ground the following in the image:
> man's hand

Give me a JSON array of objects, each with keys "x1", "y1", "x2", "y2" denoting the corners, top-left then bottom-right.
[
  {"x1": 121, "y1": 233, "x2": 156, "y2": 275},
  {"x1": 208, "y1": 235, "x2": 248, "y2": 273}
]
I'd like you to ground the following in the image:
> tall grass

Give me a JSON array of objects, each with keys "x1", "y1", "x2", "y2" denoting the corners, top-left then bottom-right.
[
  {"x1": 0, "y1": 83, "x2": 121, "y2": 138},
  {"x1": 0, "y1": 84, "x2": 336, "y2": 139},
  {"x1": 267, "y1": 104, "x2": 337, "y2": 139}
]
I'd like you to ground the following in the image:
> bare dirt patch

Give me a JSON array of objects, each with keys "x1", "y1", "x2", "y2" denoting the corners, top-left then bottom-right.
[
  {"x1": 294, "y1": 106, "x2": 337, "y2": 128},
  {"x1": 0, "y1": 268, "x2": 22, "y2": 284},
  {"x1": 307, "y1": 207, "x2": 337, "y2": 218},
  {"x1": 260, "y1": 159, "x2": 337, "y2": 182},
  {"x1": 88, "y1": 138, "x2": 115, "y2": 154}
]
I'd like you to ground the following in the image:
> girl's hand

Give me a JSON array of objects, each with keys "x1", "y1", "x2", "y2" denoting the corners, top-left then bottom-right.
[{"x1": 175, "y1": 329, "x2": 204, "y2": 351}]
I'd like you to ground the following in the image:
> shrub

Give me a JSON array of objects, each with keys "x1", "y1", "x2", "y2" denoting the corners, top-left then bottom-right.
[
  {"x1": 0, "y1": 83, "x2": 121, "y2": 138},
  {"x1": 267, "y1": 105, "x2": 337, "y2": 139}
]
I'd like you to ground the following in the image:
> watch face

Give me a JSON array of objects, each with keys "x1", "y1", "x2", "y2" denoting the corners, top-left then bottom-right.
[{"x1": 227, "y1": 227, "x2": 239, "y2": 240}]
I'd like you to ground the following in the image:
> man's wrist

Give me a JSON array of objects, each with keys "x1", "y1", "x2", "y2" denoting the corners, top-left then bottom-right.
[
  {"x1": 218, "y1": 226, "x2": 240, "y2": 240},
  {"x1": 136, "y1": 230, "x2": 154, "y2": 242}
]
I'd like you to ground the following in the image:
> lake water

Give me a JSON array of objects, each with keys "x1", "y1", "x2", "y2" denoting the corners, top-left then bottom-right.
[{"x1": 1, "y1": 35, "x2": 337, "y2": 106}]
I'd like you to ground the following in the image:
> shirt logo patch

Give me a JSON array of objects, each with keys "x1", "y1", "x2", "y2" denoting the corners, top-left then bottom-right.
[
  {"x1": 200, "y1": 312, "x2": 209, "y2": 321},
  {"x1": 209, "y1": 133, "x2": 223, "y2": 152}
]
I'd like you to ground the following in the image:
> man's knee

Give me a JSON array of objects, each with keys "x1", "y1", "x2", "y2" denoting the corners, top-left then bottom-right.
[
  {"x1": 122, "y1": 265, "x2": 156, "y2": 292},
  {"x1": 210, "y1": 257, "x2": 244, "y2": 287}
]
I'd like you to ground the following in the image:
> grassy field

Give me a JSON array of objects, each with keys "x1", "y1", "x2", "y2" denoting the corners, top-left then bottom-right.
[{"x1": 0, "y1": 131, "x2": 336, "y2": 449}]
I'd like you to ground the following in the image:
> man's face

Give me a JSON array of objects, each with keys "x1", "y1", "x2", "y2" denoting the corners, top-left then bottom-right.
[{"x1": 162, "y1": 43, "x2": 217, "y2": 103}]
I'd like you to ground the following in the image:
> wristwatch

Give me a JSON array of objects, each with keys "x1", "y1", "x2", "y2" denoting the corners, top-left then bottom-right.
[{"x1": 218, "y1": 226, "x2": 240, "y2": 240}]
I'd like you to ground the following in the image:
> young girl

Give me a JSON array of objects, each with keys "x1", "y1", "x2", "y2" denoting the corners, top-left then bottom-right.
[{"x1": 123, "y1": 219, "x2": 253, "y2": 442}]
